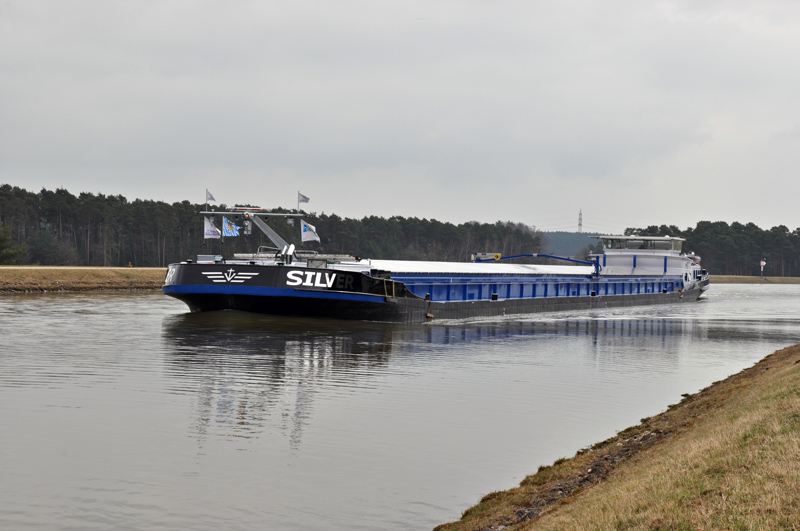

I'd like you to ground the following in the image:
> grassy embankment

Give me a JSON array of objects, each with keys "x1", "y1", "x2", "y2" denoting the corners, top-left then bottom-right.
[
  {"x1": 436, "y1": 343, "x2": 800, "y2": 531},
  {"x1": 0, "y1": 266, "x2": 167, "y2": 292},
  {"x1": 711, "y1": 275, "x2": 800, "y2": 284}
]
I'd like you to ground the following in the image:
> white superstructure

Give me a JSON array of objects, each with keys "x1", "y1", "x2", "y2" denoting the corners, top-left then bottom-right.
[{"x1": 593, "y1": 235, "x2": 707, "y2": 291}]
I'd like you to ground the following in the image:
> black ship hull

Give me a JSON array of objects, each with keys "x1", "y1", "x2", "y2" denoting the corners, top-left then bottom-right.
[{"x1": 164, "y1": 263, "x2": 706, "y2": 324}]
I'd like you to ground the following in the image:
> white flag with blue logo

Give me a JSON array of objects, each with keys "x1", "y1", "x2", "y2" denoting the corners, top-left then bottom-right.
[
  {"x1": 204, "y1": 217, "x2": 221, "y2": 239},
  {"x1": 301, "y1": 220, "x2": 320, "y2": 243},
  {"x1": 222, "y1": 216, "x2": 241, "y2": 237}
]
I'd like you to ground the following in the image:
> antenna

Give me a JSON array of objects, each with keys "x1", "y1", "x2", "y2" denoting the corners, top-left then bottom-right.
[{"x1": 578, "y1": 209, "x2": 583, "y2": 233}]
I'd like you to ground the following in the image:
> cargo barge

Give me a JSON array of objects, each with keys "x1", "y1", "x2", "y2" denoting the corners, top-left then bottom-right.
[{"x1": 163, "y1": 210, "x2": 709, "y2": 323}]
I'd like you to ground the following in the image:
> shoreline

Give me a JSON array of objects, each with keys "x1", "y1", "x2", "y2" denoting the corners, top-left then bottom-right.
[
  {"x1": 0, "y1": 266, "x2": 167, "y2": 292},
  {"x1": 1, "y1": 267, "x2": 798, "y2": 293},
  {"x1": 710, "y1": 274, "x2": 800, "y2": 284},
  {"x1": 436, "y1": 343, "x2": 800, "y2": 530}
]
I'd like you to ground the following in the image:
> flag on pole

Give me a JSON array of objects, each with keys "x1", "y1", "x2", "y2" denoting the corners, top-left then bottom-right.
[
  {"x1": 206, "y1": 189, "x2": 216, "y2": 202},
  {"x1": 222, "y1": 217, "x2": 241, "y2": 237},
  {"x1": 301, "y1": 220, "x2": 320, "y2": 243},
  {"x1": 298, "y1": 192, "x2": 310, "y2": 203},
  {"x1": 204, "y1": 217, "x2": 221, "y2": 239}
]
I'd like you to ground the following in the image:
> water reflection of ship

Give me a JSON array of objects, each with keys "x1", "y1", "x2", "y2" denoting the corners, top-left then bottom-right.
[
  {"x1": 162, "y1": 312, "x2": 412, "y2": 449},
  {"x1": 161, "y1": 313, "x2": 701, "y2": 447},
  {"x1": 418, "y1": 318, "x2": 700, "y2": 345}
]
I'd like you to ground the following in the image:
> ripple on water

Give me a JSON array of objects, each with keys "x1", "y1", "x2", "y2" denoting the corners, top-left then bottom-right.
[{"x1": 1, "y1": 285, "x2": 800, "y2": 530}]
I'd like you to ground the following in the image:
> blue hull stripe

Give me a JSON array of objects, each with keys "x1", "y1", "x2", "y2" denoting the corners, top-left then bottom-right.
[{"x1": 164, "y1": 284, "x2": 386, "y2": 303}]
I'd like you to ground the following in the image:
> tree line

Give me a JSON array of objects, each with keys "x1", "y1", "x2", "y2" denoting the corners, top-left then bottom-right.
[
  {"x1": 3, "y1": 184, "x2": 797, "y2": 276},
  {"x1": 625, "y1": 222, "x2": 800, "y2": 277},
  {"x1": 0, "y1": 184, "x2": 542, "y2": 266}
]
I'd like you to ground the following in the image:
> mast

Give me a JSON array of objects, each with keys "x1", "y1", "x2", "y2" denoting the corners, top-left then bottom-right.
[{"x1": 200, "y1": 209, "x2": 302, "y2": 251}]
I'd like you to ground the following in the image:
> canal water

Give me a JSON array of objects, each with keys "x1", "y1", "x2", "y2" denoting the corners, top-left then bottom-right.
[{"x1": 1, "y1": 285, "x2": 799, "y2": 530}]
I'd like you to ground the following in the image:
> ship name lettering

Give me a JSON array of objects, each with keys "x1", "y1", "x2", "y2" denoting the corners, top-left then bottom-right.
[
  {"x1": 335, "y1": 274, "x2": 355, "y2": 290},
  {"x1": 286, "y1": 270, "x2": 337, "y2": 288}
]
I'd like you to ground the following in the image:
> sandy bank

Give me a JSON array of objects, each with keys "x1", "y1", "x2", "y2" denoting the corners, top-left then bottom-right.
[
  {"x1": 436, "y1": 343, "x2": 800, "y2": 530},
  {"x1": 0, "y1": 266, "x2": 167, "y2": 292}
]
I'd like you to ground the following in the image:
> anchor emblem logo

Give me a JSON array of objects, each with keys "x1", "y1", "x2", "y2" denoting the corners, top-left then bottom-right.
[{"x1": 202, "y1": 269, "x2": 259, "y2": 284}]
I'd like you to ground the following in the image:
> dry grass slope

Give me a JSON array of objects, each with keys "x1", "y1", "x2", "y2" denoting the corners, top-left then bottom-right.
[
  {"x1": 711, "y1": 275, "x2": 800, "y2": 284},
  {"x1": 436, "y1": 344, "x2": 800, "y2": 531},
  {"x1": 0, "y1": 266, "x2": 167, "y2": 291}
]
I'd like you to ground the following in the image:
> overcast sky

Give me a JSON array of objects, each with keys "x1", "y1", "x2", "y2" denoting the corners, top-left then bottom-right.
[{"x1": 2, "y1": 1, "x2": 799, "y2": 234}]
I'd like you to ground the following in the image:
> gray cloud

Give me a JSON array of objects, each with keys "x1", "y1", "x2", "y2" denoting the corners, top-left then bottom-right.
[{"x1": 2, "y1": 1, "x2": 800, "y2": 233}]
